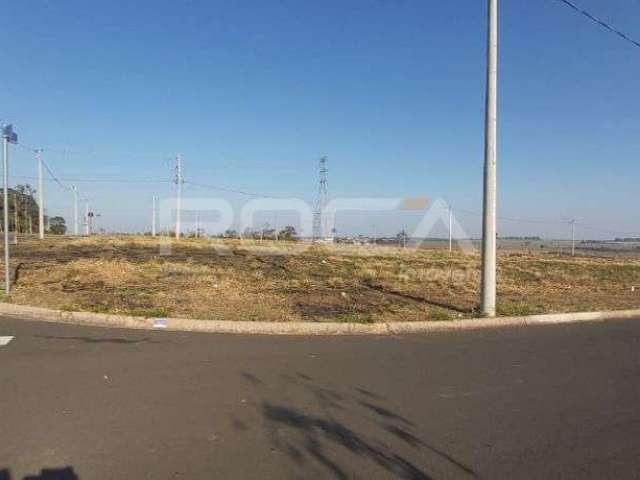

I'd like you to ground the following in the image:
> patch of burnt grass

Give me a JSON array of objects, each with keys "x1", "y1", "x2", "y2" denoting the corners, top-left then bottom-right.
[{"x1": 6, "y1": 236, "x2": 640, "y2": 321}]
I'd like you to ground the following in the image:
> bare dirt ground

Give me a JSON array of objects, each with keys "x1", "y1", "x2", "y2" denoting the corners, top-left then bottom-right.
[{"x1": 3, "y1": 235, "x2": 640, "y2": 322}]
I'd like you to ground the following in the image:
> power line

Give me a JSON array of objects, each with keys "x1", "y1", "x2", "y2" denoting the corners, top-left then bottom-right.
[
  {"x1": 15, "y1": 140, "x2": 172, "y2": 161},
  {"x1": 41, "y1": 158, "x2": 73, "y2": 192},
  {"x1": 575, "y1": 222, "x2": 640, "y2": 238},
  {"x1": 13, "y1": 175, "x2": 171, "y2": 184},
  {"x1": 555, "y1": 0, "x2": 640, "y2": 49},
  {"x1": 14, "y1": 142, "x2": 71, "y2": 192},
  {"x1": 451, "y1": 207, "x2": 565, "y2": 226},
  {"x1": 184, "y1": 180, "x2": 283, "y2": 199}
]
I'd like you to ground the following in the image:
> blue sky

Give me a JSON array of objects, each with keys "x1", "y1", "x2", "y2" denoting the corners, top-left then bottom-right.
[{"x1": 2, "y1": 0, "x2": 639, "y2": 238}]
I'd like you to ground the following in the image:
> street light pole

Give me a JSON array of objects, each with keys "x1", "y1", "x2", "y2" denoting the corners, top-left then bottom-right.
[
  {"x1": 481, "y1": 0, "x2": 499, "y2": 317},
  {"x1": 2, "y1": 125, "x2": 18, "y2": 295},
  {"x1": 2, "y1": 133, "x2": 9, "y2": 295}
]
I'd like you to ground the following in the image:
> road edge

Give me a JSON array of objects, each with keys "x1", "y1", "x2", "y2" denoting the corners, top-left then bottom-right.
[{"x1": 0, "y1": 302, "x2": 639, "y2": 335}]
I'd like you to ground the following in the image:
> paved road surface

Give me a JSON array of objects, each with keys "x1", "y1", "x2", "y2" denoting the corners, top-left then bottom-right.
[{"x1": 1, "y1": 315, "x2": 639, "y2": 479}]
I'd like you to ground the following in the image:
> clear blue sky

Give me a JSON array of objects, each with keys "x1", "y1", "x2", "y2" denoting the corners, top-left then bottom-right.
[{"x1": 2, "y1": 0, "x2": 639, "y2": 238}]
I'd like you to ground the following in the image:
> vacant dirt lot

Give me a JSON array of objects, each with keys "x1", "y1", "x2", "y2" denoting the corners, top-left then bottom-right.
[{"x1": 2, "y1": 236, "x2": 640, "y2": 322}]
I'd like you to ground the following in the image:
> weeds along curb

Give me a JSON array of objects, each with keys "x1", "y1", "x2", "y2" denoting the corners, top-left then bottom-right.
[{"x1": 0, "y1": 302, "x2": 639, "y2": 335}]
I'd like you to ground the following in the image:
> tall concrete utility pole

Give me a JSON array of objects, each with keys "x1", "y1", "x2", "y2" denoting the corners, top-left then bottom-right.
[
  {"x1": 448, "y1": 206, "x2": 453, "y2": 253},
  {"x1": 152, "y1": 196, "x2": 157, "y2": 237},
  {"x1": 2, "y1": 125, "x2": 18, "y2": 295},
  {"x1": 84, "y1": 201, "x2": 90, "y2": 236},
  {"x1": 175, "y1": 155, "x2": 183, "y2": 240},
  {"x1": 274, "y1": 213, "x2": 279, "y2": 241},
  {"x1": 72, "y1": 186, "x2": 79, "y2": 236},
  {"x1": 570, "y1": 220, "x2": 576, "y2": 256},
  {"x1": 36, "y1": 149, "x2": 44, "y2": 239},
  {"x1": 481, "y1": 0, "x2": 498, "y2": 317}
]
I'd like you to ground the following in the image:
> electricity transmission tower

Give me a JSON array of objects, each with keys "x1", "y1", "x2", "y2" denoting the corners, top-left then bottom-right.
[{"x1": 312, "y1": 156, "x2": 328, "y2": 241}]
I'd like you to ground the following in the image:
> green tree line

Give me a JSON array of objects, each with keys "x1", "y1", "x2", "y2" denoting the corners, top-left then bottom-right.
[{"x1": 0, "y1": 184, "x2": 67, "y2": 234}]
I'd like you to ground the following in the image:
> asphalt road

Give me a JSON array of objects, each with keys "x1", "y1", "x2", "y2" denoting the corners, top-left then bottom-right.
[{"x1": 1, "y1": 316, "x2": 640, "y2": 480}]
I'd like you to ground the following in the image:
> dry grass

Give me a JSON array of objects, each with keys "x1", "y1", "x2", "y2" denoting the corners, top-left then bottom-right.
[{"x1": 3, "y1": 235, "x2": 640, "y2": 322}]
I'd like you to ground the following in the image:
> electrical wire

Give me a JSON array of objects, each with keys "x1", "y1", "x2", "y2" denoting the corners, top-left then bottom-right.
[
  {"x1": 9, "y1": 142, "x2": 640, "y2": 238},
  {"x1": 450, "y1": 207, "x2": 565, "y2": 226},
  {"x1": 13, "y1": 175, "x2": 172, "y2": 185},
  {"x1": 14, "y1": 142, "x2": 69, "y2": 191},
  {"x1": 41, "y1": 158, "x2": 73, "y2": 192},
  {"x1": 556, "y1": 0, "x2": 640, "y2": 49},
  {"x1": 184, "y1": 180, "x2": 286, "y2": 199},
  {"x1": 575, "y1": 222, "x2": 640, "y2": 238}
]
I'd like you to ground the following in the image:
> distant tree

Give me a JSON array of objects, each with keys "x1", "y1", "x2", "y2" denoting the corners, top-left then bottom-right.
[
  {"x1": 396, "y1": 229, "x2": 408, "y2": 248},
  {"x1": 8, "y1": 184, "x2": 39, "y2": 233},
  {"x1": 243, "y1": 227, "x2": 256, "y2": 239},
  {"x1": 49, "y1": 216, "x2": 67, "y2": 235},
  {"x1": 278, "y1": 225, "x2": 297, "y2": 241},
  {"x1": 261, "y1": 228, "x2": 276, "y2": 240},
  {"x1": 223, "y1": 229, "x2": 238, "y2": 239}
]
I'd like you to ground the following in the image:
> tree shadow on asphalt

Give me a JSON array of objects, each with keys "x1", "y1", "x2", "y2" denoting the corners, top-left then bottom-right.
[
  {"x1": 0, "y1": 467, "x2": 79, "y2": 479},
  {"x1": 236, "y1": 371, "x2": 477, "y2": 480},
  {"x1": 34, "y1": 335, "x2": 154, "y2": 345}
]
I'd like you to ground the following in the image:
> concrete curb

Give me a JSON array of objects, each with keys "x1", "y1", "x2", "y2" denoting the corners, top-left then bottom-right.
[{"x1": 0, "y1": 302, "x2": 639, "y2": 335}]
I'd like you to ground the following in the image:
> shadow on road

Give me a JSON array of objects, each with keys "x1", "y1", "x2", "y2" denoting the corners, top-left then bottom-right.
[
  {"x1": 0, "y1": 467, "x2": 79, "y2": 479},
  {"x1": 34, "y1": 335, "x2": 152, "y2": 345},
  {"x1": 236, "y1": 371, "x2": 476, "y2": 479}
]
